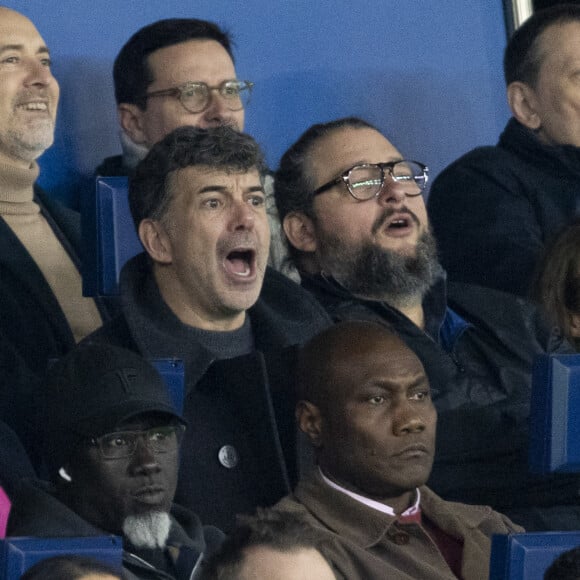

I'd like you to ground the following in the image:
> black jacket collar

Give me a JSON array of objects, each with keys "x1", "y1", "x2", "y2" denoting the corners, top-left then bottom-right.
[{"x1": 300, "y1": 272, "x2": 449, "y2": 344}]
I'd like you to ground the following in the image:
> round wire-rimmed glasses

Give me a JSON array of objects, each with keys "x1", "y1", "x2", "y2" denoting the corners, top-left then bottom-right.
[{"x1": 145, "y1": 80, "x2": 254, "y2": 113}]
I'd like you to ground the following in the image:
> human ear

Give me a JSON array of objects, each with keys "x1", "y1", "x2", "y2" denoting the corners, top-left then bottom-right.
[
  {"x1": 138, "y1": 219, "x2": 173, "y2": 265},
  {"x1": 118, "y1": 103, "x2": 149, "y2": 146},
  {"x1": 507, "y1": 81, "x2": 541, "y2": 130},
  {"x1": 283, "y1": 212, "x2": 318, "y2": 253},
  {"x1": 569, "y1": 312, "x2": 580, "y2": 337},
  {"x1": 296, "y1": 400, "x2": 323, "y2": 447}
]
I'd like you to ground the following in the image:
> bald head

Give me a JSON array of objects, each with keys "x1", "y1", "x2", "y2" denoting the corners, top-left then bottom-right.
[
  {"x1": 0, "y1": 6, "x2": 30, "y2": 20},
  {"x1": 296, "y1": 320, "x2": 411, "y2": 408},
  {"x1": 296, "y1": 321, "x2": 437, "y2": 505}
]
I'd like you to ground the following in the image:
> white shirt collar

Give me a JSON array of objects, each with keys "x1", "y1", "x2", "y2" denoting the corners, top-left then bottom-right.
[{"x1": 319, "y1": 467, "x2": 421, "y2": 517}]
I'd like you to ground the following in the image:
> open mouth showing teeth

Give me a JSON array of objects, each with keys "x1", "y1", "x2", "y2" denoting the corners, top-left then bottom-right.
[
  {"x1": 225, "y1": 250, "x2": 254, "y2": 277},
  {"x1": 20, "y1": 102, "x2": 48, "y2": 111},
  {"x1": 388, "y1": 217, "x2": 411, "y2": 229}
]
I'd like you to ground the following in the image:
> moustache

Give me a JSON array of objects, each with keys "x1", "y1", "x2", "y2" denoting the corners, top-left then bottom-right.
[{"x1": 217, "y1": 233, "x2": 260, "y2": 254}]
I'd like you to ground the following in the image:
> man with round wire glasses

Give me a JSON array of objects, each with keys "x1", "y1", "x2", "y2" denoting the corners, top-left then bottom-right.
[
  {"x1": 8, "y1": 343, "x2": 223, "y2": 580},
  {"x1": 273, "y1": 116, "x2": 578, "y2": 532},
  {"x1": 97, "y1": 18, "x2": 249, "y2": 177},
  {"x1": 93, "y1": 18, "x2": 290, "y2": 276}
]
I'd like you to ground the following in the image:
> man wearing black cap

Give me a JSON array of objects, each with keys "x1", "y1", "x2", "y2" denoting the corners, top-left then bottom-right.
[{"x1": 7, "y1": 343, "x2": 223, "y2": 580}]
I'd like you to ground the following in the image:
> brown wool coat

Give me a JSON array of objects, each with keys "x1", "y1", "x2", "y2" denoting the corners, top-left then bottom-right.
[{"x1": 275, "y1": 470, "x2": 524, "y2": 580}]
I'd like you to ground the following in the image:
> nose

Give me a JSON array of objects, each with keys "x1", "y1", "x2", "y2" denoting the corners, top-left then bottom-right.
[
  {"x1": 24, "y1": 58, "x2": 55, "y2": 88},
  {"x1": 377, "y1": 177, "x2": 408, "y2": 207},
  {"x1": 129, "y1": 437, "x2": 161, "y2": 475},
  {"x1": 200, "y1": 90, "x2": 234, "y2": 127},
  {"x1": 392, "y1": 400, "x2": 426, "y2": 436},
  {"x1": 229, "y1": 198, "x2": 255, "y2": 232}
]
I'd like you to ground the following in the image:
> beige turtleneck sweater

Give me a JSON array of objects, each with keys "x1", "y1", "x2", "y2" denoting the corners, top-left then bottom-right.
[{"x1": 0, "y1": 161, "x2": 102, "y2": 343}]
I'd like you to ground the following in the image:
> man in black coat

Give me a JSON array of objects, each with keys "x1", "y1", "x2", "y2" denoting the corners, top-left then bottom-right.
[
  {"x1": 85, "y1": 125, "x2": 330, "y2": 529},
  {"x1": 8, "y1": 343, "x2": 223, "y2": 580},
  {"x1": 91, "y1": 18, "x2": 289, "y2": 276},
  {"x1": 273, "y1": 116, "x2": 579, "y2": 531},
  {"x1": 0, "y1": 8, "x2": 114, "y2": 466},
  {"x1": 428, "y1": 5, "x2": 580, "y2": 297}
]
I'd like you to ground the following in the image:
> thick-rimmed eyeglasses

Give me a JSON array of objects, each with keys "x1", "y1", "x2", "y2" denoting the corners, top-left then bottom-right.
[
  {"x1": 145, "y1": 80, "x2": 254, "y2": 113},
  {"x1": 312, "y1": 160, "x2": 429, "y2": 201},
  {"x1": 89, "y1": 425, "x2": 185, "y2": 460}
]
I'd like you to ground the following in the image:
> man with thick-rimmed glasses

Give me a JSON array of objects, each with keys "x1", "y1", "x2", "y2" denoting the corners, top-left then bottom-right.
[
  {"x1": 273, "y1": 116, "x2": 579, "y2": 532},
  {"x1": 94, "y1": 18, "x2": 288, "y2": 274},
  {"x1": 8, "y1": 342, "x2": 224, "y2": 580},
  {"x1": 98, "y1": 18, "x2": 245, "y2": 176}
]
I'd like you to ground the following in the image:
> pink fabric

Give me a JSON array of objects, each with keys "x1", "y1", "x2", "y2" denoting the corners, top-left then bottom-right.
[{"x1": 0, "y1": 486, "x2": 11, "y2": 538}]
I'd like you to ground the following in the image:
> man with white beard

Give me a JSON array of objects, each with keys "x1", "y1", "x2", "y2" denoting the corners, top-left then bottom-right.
[{"x1": 8, "y1": 343, "x2": 223, "y2": 580}]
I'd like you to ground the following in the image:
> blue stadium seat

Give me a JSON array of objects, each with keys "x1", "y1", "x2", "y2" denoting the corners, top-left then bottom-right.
[
  {"x1": 529, "y1": 354, "x2": 580, "y2": 475},
  {"x1": 0, "y1": 536, "x2": 122, "y2": 579},
  {"x1": 489, "y1": 531, "x2": 580, "y2": 580},
  {"x1": 152, "y1": 358, "x2": 184, "y2": 413},
  {"x1": 83, "y1": 177, "x2": 141, "y2": 296}
]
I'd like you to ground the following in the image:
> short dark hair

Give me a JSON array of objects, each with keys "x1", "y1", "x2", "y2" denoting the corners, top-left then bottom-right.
[
  {"x1": 504, "y1": 4, "x2": 580, "y2": 87},
  {"x1": 273, "y1": 117, "x2": 377, "y2": 265},
  {"x1": 533, "y1": 217, "x2": 580, "y2": 344},
  {"x1": 129, "y1": 125, "x2": 266, "y2": 230},
  {"x1": 544, "y1": 545, "x2": 580, "y2": 580},
  {"x1": 202, "y1": 509, "x2": 334, "y2": 579},
  {"x1": 114, "y1": 18, "x2": 234, "y2": 109},
  {"x1": 21, "y1": 555, "x2": 120, "y2": 580}
]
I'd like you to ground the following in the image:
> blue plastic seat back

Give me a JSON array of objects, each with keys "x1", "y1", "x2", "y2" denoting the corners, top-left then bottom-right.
[
  {"x1": 152, "y1": 358, "x2": 185, "y2": 414},
  {"x1": 0, "y1": 536, "x2": 123, "y2": 579},
  {"x1": 84, "y1": 177, "x2": 141, "y2": 296},
  {"x1": 489, "y1": 531, "x2": 580, "y2": 580},
  {"x1": 529, "y1": 354, "x2": 580, "y2": 475}
]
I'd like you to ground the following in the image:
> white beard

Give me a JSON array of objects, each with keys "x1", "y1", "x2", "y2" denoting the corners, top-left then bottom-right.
[
  {"x1": 122, "y1": 511, "x2": 171, "y2": 549},
  {"x1": 1, "y1": 121, "x2": 54, "y2": 163}
]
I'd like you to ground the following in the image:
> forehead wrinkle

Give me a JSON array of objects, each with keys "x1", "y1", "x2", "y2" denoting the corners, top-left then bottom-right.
[
  {"x1": 0, "y1": 45, "x2": 50, "y2": 59},
  {"x1": 366, "y1": 370, "x2": 428, "y2": 391},
  {"x1": 309, "y1": 128, "x2": 403, "y2": 183},
  {"x1": 537, "y1": 22, "x2": 580, "y2": 72}
]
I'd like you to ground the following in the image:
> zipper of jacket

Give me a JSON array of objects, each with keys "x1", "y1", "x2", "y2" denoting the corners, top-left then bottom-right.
[
  {"x1": 419, "y1": 325, "x2": 466, "y2": 373},
  {"x1": 330, "y1": 275, "x2": 469, "y2": 374},
  {"x1": 401, "y1": 308, "x2": 467, "y2": 374},
  {"x1": 188, "y1": 552, "x2": 204, "y2": 580},
  {"x1": 124, "y1": 551, "x2": 174, "y2": 579},
  {"x1": 125, "y1": 548, "x2": 204, "y2": 579},
  {"x1": 447, "y1": 348, "x2": 466, "y2": 373}
]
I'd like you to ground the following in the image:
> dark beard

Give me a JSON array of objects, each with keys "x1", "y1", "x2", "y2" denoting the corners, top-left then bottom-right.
[{"x1": 319, "y1": 229, "x2": 441, "y2": 307}]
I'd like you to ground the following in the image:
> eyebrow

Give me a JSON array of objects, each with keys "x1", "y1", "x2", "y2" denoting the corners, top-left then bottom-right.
[
  {"x1": 0, "y1": 44, "x2": 50, "y2": 56},
  {"x1": 335, "y1": 157, "x2": 405, "y2": 176},
  {"x1": 197, "y1": 184, "x2": 265, "y2": 194},
  {"x1": 369, "y1": 375, "x2": 429, "y2": 391}
]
